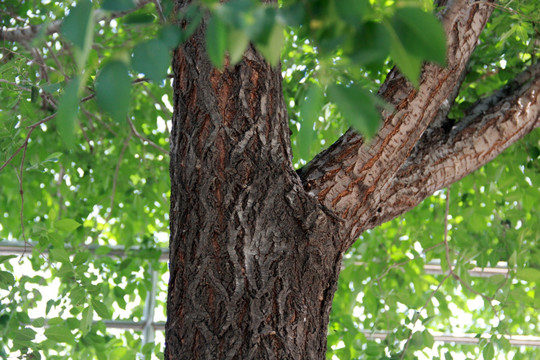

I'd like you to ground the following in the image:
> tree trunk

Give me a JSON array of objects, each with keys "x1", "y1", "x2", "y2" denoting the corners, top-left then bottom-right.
[
  {"x1": 166, "y1": 0, "x2": 540, "y2": 358},
  {"x1": 166, "y1": 27, "x2": 344, "y2": 359}
]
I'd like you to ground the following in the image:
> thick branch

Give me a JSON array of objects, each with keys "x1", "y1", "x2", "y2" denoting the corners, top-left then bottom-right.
[
  {"x1": 0, "y1": 0, "x2": 152, "y2": 43},
  {"x1": 300, "y1": 0, "x2": 495, "y2": 242},
  {"x1": 369, "y1": 62, "x2": 540, "y2": 230}
]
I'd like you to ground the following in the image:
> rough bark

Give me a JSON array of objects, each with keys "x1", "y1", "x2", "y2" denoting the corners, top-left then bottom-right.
[
  {"x1": 166, "y1": 26, "x2": 344, "y2": 360},
  {"x1": 298, "y1": 0, "x2": 496, "y2": 242},
  {"x1": 166, "y1": 0, "x2": 539, "y2": 358}
]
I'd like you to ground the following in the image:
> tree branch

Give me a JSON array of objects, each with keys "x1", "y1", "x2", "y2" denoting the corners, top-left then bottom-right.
[
  {"x1": 300, "y1": 0, "x2": 495, "y2": 242},
  {"x1": 367, "y1": 61, "x2": 540, "y2": 230},
  {"x1": 0, "y1": 0, "x2": 153, "y2": 43}
]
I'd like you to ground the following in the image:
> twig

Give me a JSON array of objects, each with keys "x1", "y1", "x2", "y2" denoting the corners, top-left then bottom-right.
[
  {"x1": 14, "y1": 136, "x2": 30, "y2": 261},
  {"x1": 443, "y1": 187, "x2": 452, "y2": 272},
  {"x1": 442, "y1": 186, "x2": 500, "y2": 318},
  {"x1": 0, "y1": 113, "x2": 57, "y2": 173},
  {"x1": 376, "y1": 241, "x2": 444, "y2": 282},
  {"x1": 105, "y1": 134, "x2": 132, "y2": 222},
  {"x1": 0, "y1": 78, "x2": 31, "y2": 91},
  {"x1": 44, "y1": 41, "x2": 67, "y2": 78},
  {"x1": 469, "y1": 1, "x2": 540, "y2": 24},
  {"x1": 152, "y1": 0, "x2": 167, "y2": 23},
  {"x1": 81, "y1": 106, "x2": 117, "y2": 136},
  {"x1": 400, "y1": 273, "x2": 451, "y2": 359},
  {"x1": 127, "y1": 116, "x2": 168, "y2": 155}
]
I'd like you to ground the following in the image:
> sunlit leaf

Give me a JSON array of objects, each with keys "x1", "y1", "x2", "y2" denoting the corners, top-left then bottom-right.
[
  {"x1": 50, "y1": 248, "x2": 71, "y2": 264},
  {"x1": 516, "y1": 268, "x2": 540, "y2": 283},
  {"x1": 92, "y1": 298, "x2": 111, "y2": 319},
  {"x1": 0, "y1": 271, "x2": 15, "y2": 288},
  {"x1": 45, "y1": 326, "x2": 76, "y2": 344},
  {"x1": 54, "y1": 218, "x2": 81, "y2": 232}
]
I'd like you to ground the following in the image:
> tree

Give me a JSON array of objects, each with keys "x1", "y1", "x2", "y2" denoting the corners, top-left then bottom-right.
[{"x1": 0, "y1": 0, "x2": 538, "y2": 359}]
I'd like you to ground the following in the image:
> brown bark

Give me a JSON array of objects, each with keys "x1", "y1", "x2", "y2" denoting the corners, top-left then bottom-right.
[
  {"x1": 298, "y1": 0, "x2": 496, "y2": 242},
  {"x1": 166, "y1": 0, "x2": 539, "y2": 358},
  {"x1": 166, "y1": 26, "x2": 344, "y2": 360}
]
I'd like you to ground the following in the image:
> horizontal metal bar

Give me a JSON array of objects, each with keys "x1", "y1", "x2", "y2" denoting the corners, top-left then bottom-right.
[
  {"x1": 100, "y1": 321, "x2": 540, "y2": 347},
  {"x1": 423, "y1": 263, "x2": 509, "y2": 277},
  {"x1": 0, "y1": 240, "x2": 169, "y2": 262},
  {"x1": 364, "y1": 331, "x2": 540, "y2": 347},
  {"x1": 0, "y1": 241, "x2": 511, "y2": 277}
]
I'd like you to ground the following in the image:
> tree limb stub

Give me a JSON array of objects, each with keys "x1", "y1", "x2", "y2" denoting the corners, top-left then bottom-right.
[{"x1": 299, "y1": 0, "x2": 496, "y2": 244}]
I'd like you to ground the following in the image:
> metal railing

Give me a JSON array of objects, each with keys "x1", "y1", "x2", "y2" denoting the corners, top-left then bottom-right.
[{"x1": 1, "y1": 240, "x2": 538, "y2": 348}]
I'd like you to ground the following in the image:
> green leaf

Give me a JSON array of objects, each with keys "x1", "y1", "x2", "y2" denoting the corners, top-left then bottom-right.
[
  {"x1": 56, "y1": 77, "x2": 81, "y2": 148},
  {"x1": 159, "y1": 25, "x2": 182, "y2": 49},
  {"x1": 30, "y1": 85, "x2": 39, "y2": 103},
  {"x1": 0, "y1": 255, "x2": 17, "y2": 264},
  {"x1": 12, "y1": 328, "x2": 36, "y2": 342},
  {"x1": 516, "y1": 268, "x2": 540, "y2": 283},
  {"x1": 245, "y1": 6, "x2": 276, "y2": 46},
  {"x1": 94, "y1": 246, "x2": 111, "y2": 255},
  {"x1": 335, "y1": 0, "x2": 369, "y2": 25},
  {"x1": 91, "y1": 298, "x2": 111, "y2": 319},
  {"x1": 61, "y1": 0, "x2": 93, "y2": 49},
  {"x1": 298, "y1": 83, "x2": 324, "y2": 160},
  {"x1": 142, "y1": 342, "x2": 154, "y2": 357},
  {"x1": 72, "y1": 251, "x2": 90, "y2": 266},
  {"x1": 482, "y1": 342, "x2": 495, "y2": 360},
  {"x1": 102, "y1": 0, "x2": 135, "y2": 11},
  {"x1": 61, "y1": 0, "x2": 94, "y2": 68},
  {"x1": 32, "y1": 317, "x2": 45, "y2": 327},
  {"x1": 45, "y1": 326, "x2": 75, "y2": 344},
  {"x1": 123, "y1": 13, "x2": 155, "y2": 25},
  {"x1": 327, "y1": 83, "x2": 381, "y2": 138},
  {"x1": 81, "y1": 305, "x2": 93, "y2": 335},
  {"x1": 95, "y1": 60, "x2": 131, "y2": 122},
  {"x1": 54, "y1": 218, "x2": 81, "y2": 232},
  {"x1": 49, "y1": 248, "x2": 71, "y2": 264},
  {"x1": 0, "y1": 271, "x2": 15, "y2": 288},
  {"x1": 206, "y1": 15, "x2": 228, "y2": 69},
  {"x1": 70, "y1": 285, "x2": 86, "y2": 306},
  {"x1": 386, "y1": 20, "x2": 422, "y2": 87},
  {"x1": 352, "y1": 21, "x2": 391, "y2": 66},
  {"x1": 227, "y1": 29, "x2": 249, "y2": 65},
  {"x1": 255, "y1": 23, "x2": 284, "y2": 67},
  {"x1": 391, "y1": 7, "x2": 446, "y2": 65},
  {"x1": 132, "y1": 39, "x2": 171, "y2": 82},
  {"x1": 42, "y1": 82, "x2": 62, "y2": 94},
  {"x1": 422, "y1": 329, "x2": 435, "y2": 349}
]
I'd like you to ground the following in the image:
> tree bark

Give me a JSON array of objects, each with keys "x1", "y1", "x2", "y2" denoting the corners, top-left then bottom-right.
[
  {"x1": 166, "y1": 25, "x2": 344, "y2": 360},
  {"x1": 166, "y1": 0, "x2": 539, "y2": 358}
]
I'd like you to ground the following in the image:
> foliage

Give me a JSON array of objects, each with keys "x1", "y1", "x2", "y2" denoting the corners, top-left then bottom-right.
[{"x1": 0, "y1": 0, "x2": 538, "y2": 359}]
